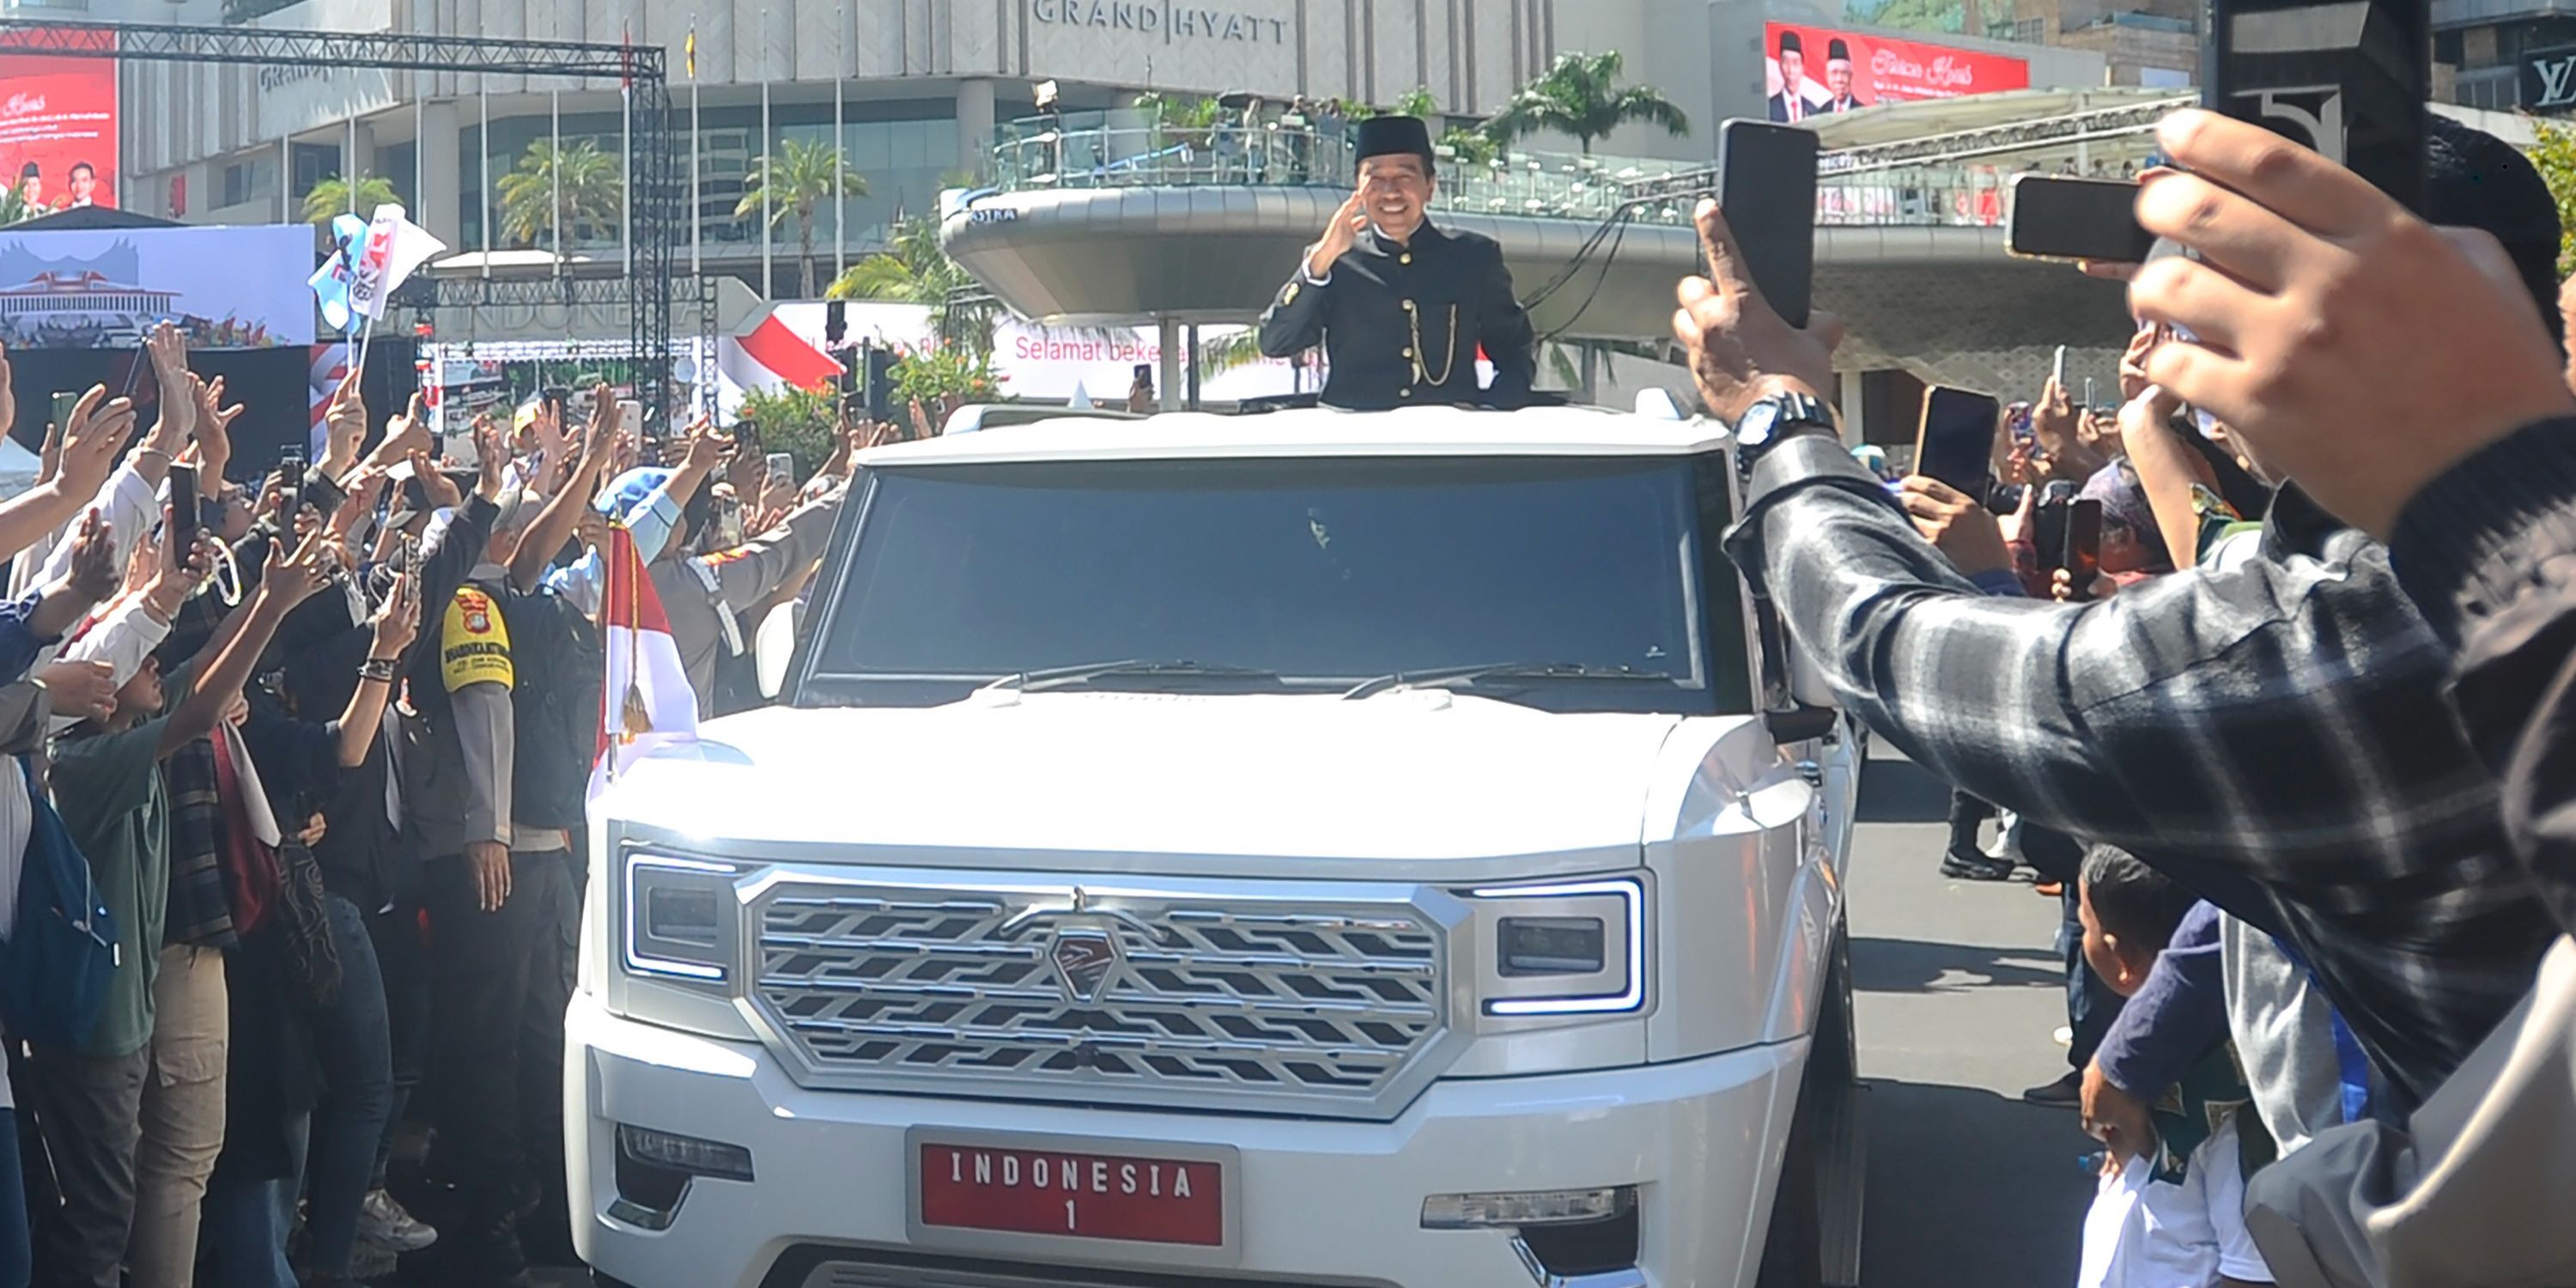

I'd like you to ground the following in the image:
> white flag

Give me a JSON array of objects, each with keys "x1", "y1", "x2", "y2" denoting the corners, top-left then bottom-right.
[{"x1": 348, "y1": 204, "x2": 447, "y2": 321}]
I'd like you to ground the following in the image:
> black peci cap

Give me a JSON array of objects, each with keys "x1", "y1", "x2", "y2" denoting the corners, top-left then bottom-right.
[
  {"x1": 1355, "y1": 115, "x2": 1435, "y2": 172},
  {"x1": 1778, "y1": 29, "x2": 1802, "y2": 54},
  {"x1": 1828, "y1": 38, "x2": 1850, "y2": 61}
]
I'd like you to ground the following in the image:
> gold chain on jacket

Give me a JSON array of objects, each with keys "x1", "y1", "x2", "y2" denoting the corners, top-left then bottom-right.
[{"x1": 1407, "y1": 301, "x2": 1460, "y2": 387}]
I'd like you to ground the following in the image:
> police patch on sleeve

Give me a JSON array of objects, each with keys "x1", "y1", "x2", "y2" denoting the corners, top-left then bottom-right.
[{"x1": 440, "y1": 586, "x2": 514, "y2": 692}]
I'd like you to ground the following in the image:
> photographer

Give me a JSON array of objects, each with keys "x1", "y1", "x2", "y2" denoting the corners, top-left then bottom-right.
[{"x1": 1668, "y1": 115, "x2": 2564, "y2": 1117}]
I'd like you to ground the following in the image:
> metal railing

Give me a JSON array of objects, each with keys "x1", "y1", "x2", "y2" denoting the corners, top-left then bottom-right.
[{"x1": 991, "y1": 122, "x2": 2064, "y2": 231}]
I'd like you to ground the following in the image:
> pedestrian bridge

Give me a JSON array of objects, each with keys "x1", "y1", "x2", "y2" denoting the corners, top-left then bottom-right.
[{"x1": 941, "y1": 94, "x2": 2180, "y2": 395}]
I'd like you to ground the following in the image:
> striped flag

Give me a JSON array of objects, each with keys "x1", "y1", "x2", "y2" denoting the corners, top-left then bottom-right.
[
  {"x1": 684, "y1": 23, "x2": 696, "y2": 79},
  {"x1": 307, "y1": 343, "x2": 350, "y2": 459},
  {"x1": 592, "y1": 524, "x2": 698, "y2": 798}
]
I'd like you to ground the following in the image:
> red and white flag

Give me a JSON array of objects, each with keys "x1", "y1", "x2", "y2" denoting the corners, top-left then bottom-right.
[{"x1": 592, "y1": 525, "x2": 698, "y2": 798}]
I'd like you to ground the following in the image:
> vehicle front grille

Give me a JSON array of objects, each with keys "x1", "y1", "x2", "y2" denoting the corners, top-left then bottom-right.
[
  {"x1": 748, "y1": 879, "x2": 1455, "y2": 1117},
  {"x1": 764, "y1": 1244, "x2": 1396, "y2": 1288}
]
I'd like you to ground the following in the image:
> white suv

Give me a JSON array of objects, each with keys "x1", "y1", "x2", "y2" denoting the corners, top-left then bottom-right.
[{"x1": 571, "y1": 404, "x2": 1865, "y2": 1288}]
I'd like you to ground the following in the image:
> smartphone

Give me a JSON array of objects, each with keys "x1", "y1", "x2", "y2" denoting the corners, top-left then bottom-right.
[
  {"x1": 1913, "y1": 386, "x2": 2002, "y2": 499},
  {"x1": 2032, "y1": 496, "x2": 2070, "y2": 568},
  {"x1": 765, "y1": 452, "x2": 795, "y2": 490},
  {"x1": 167, "y1": 463, "x2": 199, "y2": 568},
  {"x1": 277, "y1": 447, "x2": 307, "y2": 499},
  {"x1": 2005, "y1": 401, "x2": 2035, "y2": 445},
  {"x1": 2205, "y1": 0, "x2": 2428, "y2": 211},
  {"x1": 2006, "y1": 175, "x2": 2156, "y2": 264},
  {"x1": 616, "y1": 397, "x2": 643, "y2": 431},
  {"x1": 2082, "y1": 377, "x2": 2098, "y2": 410},
  {"x1": 2052, "y1": 344, "x2": 2067, "y2": 391},
  {"x1": 734, "y1": 418, "x2": 762, "y2": 460},
  {"x1": 1716, "y1": 118, "x2": 1820, "y2": 328},
  {"x1": 49, "y1": 390, "x2": 78, "y2": 438},
  {"x1": 2062, "y1": 497, "x2": 2105, "y2": 601}
]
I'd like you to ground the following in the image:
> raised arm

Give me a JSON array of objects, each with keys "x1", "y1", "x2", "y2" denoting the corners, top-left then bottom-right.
[
  {"x1": 335, "y1": 572, "x2": 419, "y2": 767},
  {"x1": 159, "y1": 531, "x2": 329, "y2": 757},
  {"x1": 512, "y1": 387, "x2": 618, "y2": 592},
  {"x1": 0, "y1": 386, "x2": 136, "y2": 568}
]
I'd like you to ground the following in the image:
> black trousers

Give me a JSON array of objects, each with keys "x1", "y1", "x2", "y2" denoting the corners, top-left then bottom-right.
[{"x1": 424, "y1": 848, "x2": 577, "y2": 1230}]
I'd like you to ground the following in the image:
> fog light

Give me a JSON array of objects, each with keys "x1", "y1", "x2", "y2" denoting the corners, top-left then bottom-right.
[
  {"x1": 1421, "y1": 1186, "x2": 1633, "y2": 1230},
  {"x1": 617, "y1": 1124, "x2": 754, "y2": 1182},
  {"x1": 1498, "y1": 917, "x2": 1606, "y2": 975}
]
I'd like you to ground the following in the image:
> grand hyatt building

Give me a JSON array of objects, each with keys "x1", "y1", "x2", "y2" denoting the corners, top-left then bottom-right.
[{"x1": 110, "y1": 0, "x2": 2104, "y2": 301}]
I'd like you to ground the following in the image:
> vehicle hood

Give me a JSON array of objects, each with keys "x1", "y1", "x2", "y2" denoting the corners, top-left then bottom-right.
[{"x1": 596, "y1": 691, "x2": 1689, "y2": 867}]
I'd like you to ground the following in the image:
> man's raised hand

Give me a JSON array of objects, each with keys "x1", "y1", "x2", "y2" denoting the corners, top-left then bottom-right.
[
  {"x1": 2128, "y1": 108, "x2": 2575, "y2": 538},
  {"x1": 1671, "y1": 198, "x2": 1843, "y2": 424},
  {"x1": 1306, "y1": 191, "x2": 1369, "y2": 279}
]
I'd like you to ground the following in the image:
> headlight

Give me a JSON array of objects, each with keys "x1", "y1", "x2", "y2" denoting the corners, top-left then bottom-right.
[
  {"x1": 623, "y1": 853, "x2": 740, "y2": 985},
  {"x1": 1465, "y1": 876, "x2": 1644, "y2": 1017}
]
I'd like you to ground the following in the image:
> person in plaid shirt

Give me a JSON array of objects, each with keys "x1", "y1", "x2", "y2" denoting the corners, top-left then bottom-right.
[{"x1": 1670, "y1": 118, "x2": 2565, "y2": 1114}]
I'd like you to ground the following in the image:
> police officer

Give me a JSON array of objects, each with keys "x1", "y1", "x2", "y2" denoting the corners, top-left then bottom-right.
[{"x1": 1257, "y1": 115, "x2": 1535, "y2": 410}]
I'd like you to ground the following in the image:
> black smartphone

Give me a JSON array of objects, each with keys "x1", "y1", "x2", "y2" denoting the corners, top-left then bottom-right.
[
  {"x1": 277, "y1": 447, "x2": 307, "y2": 500},
  {"x1": 2032, "y1": 496, "x2": 2071, "y2": 567},
  {"x1": 2006, "y1": 175, "x2": 2156, "y2": 264},
  {"x1": 167, "y1": 463, "x2": 199, "y2": 568},
  {"x1": 2205, "y1": 0, "x2": 2429, "y2": 212},
  {"x1": 49, "y1": 391, "x2": 78, "y2": 438},
  {"x1": 1914, "y1": 386, "x2": 2002, "y2": 499},
  {"x1": 1716, "y1": 118, "x2": 1819, "y2": 329},
  {"x1": 734, "y1": 418, "x2": 761, "y2": 459},
  {"x1": 2062, "y1": 497, "x2": 2105, "y2": 601}
]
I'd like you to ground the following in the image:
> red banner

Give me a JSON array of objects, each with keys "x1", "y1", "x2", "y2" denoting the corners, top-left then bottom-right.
[
  {"x1": 1763, "y1": 22, "x2": 2029, "y2": 118},
  {"x1": 0, "y1": 28, "x2": 118, "y2": 213}
]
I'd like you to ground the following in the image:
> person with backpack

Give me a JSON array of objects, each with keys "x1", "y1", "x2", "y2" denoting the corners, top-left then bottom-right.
[
  {"x1": 27, "y1": 528, "x2": 330, "y2": 1288},
  {"x1": 400, "y1": 429, "x2": 590, "y2": 1288}
]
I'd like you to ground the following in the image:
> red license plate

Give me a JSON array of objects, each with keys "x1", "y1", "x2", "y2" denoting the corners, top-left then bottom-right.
[{"x1": 918, "y1": 1141, "x2": 1224, "y2": 1247}]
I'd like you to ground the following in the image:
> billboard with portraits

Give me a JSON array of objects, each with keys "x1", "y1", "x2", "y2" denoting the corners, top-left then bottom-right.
[
  {"x1": 1763, "y1": 22, "x2": 2031, "y2": 119},
  {"x1": 0, "y1": 27, "x2": 118, "y2": 213}
]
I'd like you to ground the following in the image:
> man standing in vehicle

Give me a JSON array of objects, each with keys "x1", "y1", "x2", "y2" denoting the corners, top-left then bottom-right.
[{"x1": 1257, "y1": 115, "x2": 1535, "y2": 410}]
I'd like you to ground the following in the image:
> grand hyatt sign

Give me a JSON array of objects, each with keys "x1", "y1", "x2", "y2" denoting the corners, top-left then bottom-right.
[{"x1": 1031, "y1": 0, "x2": 1291, "y2": 44}]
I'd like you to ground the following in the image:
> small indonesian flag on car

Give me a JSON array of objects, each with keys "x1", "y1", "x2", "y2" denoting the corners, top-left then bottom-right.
[{"x1": 592, "y1": 524, "x2": 698, "y2": 798}]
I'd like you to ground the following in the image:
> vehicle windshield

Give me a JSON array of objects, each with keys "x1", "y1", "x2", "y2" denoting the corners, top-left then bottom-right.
[{"x1": 805, "y1": 454, "x2": 1746, "y2": 714}]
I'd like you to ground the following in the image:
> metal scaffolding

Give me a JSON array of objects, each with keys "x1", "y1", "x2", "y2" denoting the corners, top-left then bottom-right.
[{"x1": 0, "y1": 16, "x2": 684, "y2": 429}]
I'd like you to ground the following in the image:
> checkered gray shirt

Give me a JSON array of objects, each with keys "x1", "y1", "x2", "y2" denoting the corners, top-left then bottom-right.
[{"x1": 1724, "y1": 434, "x2": 2555, "y2": 1110}]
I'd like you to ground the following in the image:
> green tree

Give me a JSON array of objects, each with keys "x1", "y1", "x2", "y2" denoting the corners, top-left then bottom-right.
[
  {"x1": 0, "y1": 181, "x2": 40, "y2": 228},
  {"x1": 301, "y1": 172, "x2": 402, "y2": 225},
  {"x1": 1484, "y1": 51, "x2": 1690, "y2": 155},
  {"x1": 826, "y1": 215, "x2": 999, "y2": 354},
  {"x1": 2530, "y1": 120, "x2": 2576, "y2": 279},
  {"x1": 495, "y1": 137, "x2": 625, "y2": 249},
  {"x1": 1393, "y1": 87, "x2": 1439, "y2": 119},
  {"x1": 736, "y1": 137, "x2": 871, "y2": 300},
  {"x1": 736, "y1": 382, "x2": 841, "y2": 478}
]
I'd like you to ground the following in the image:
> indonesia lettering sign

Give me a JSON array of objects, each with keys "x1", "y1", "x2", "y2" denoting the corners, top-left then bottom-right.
[
  {"x1": 1031, "y1": 1, "x2": 1292, "y2": 44},
  {"x1": 2523, "y1": 46, "x2": 2576, "y2": 113}
]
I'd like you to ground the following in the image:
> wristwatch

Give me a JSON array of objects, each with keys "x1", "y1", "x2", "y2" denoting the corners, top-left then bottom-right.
[{"x1": 1730, "y1": 390, "x2": 1838, "y2": 459}]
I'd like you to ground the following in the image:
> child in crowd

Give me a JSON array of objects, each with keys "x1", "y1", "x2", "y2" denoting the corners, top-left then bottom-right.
[{"x1": 2075, "y1": 845, "x2": 2275, "y2": 1288}]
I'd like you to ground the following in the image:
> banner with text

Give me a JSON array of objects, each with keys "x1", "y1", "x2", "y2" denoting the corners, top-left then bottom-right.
[
  {"x1": 0, "y1": 224, "x2": 317, "y2": 349},
  {"x1": 1763, "y1": 22, "x2": 2029, "y2": 116},
  {"x1": 0, "y1": 27, "x2": 119, "y2": 212}
]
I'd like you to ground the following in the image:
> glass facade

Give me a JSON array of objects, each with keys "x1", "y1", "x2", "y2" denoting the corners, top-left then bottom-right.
[{"x1": 452, "y1": 100, "x2": 964, "y2": 273}]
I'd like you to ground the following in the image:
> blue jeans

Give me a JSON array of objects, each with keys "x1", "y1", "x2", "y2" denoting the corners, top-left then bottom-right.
[
  {"x1": 0, "y1": 1109, "x2": 30, "y2": 1288},
  {"x1": 204, "y1": 1113, "x2": 307, "y2": 1288},
  {"x1": 306, "y1": 895, "x2": 394, "y2": 1278}
]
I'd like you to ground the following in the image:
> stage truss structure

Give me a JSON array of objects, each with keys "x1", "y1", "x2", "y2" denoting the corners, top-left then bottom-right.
[{"x1": 0, "y1": 17, "x2": 683, "y2": 428}]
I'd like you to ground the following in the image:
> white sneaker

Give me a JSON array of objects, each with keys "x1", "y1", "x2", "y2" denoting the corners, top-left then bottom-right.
[{"x1": 358, "y1": 1188, "x2": 439, "y2": 1253}]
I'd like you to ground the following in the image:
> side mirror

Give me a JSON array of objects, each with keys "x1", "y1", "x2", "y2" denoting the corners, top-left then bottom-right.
[
  {"x1": 755, "y1": 599, "x2": 801, "y2": 701},
  {"x1": 1765, "y1": 705, "x2": 1838, "y2": 745}
]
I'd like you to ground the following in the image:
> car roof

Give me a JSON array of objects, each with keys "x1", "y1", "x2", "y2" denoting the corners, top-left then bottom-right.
[{"x1": 861, "y1": 404, "x2": 1735, "y2": 465}]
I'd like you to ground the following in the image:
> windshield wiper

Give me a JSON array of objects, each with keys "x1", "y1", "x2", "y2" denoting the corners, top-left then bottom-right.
[
  {"x1": 1340, "y1": 662, "x2": 1677, "y2": 701},
  {"x1": 982, "y1": 659, "x2": 1289, "y2": 694}
]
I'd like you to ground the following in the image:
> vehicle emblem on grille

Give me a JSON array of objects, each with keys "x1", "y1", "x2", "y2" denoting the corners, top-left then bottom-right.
[{"x1": 1048, "y1": 927, "x2": 1122, "y2": 1005}]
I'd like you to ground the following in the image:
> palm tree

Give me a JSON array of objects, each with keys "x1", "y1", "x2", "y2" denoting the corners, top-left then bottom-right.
[
  {"x1": 495, "y1": 137, "x2": 626, "y2": 250},
  {"x1": 300, "y1": 172, "x2": 402, "y2": 225},
  {"x1": 736, "y1": 137, "x2": 870, "y2": 299},
  {"x1": 826, "y1": 215, "x2": 997, "y2": 353},
  {"x1": 1484, "y1": 51, "x2": 1690, "y2": 155}
]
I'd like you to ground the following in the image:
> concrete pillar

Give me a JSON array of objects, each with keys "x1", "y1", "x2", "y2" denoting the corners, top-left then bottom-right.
[
  {"x1": 1158, "y1": 317, "x2": 1182, "y2": 412},
  {"x1": 1838, "y1": 368, "x2": 1866, "y2": 446},
  {"x1": 349, "y1": 118, "x2": 379, "y2": 183},
  {"x1": 957, "y1": 77, "x2": 998, "y2": 178},
  {"x1": 419, "y1": 100, "x2": 462, "y2": 246}
]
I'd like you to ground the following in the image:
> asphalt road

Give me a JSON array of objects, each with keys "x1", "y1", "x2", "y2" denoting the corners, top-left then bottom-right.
[{"x1": 1850, "y1": 739, "x2": 2094, "y2": 1288}]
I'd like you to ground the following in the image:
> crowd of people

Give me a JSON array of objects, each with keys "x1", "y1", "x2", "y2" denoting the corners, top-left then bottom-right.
[
  {"x1": 1676, "y1": 106, "x2": 2576, "y2": 1288},
  {"x1": 0, "y1": 330, "x2": 855, "y2": 1288}
]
